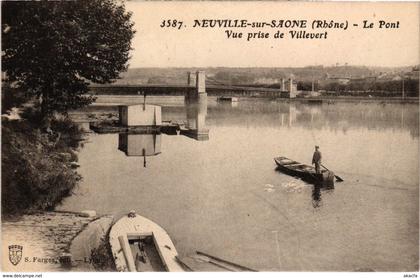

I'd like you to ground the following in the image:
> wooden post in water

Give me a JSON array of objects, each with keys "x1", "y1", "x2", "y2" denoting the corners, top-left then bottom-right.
[
  {"x1": 289, "y1": 76, "x2": 293, "y2": 94},
  {"x1": 143, "y1": 91, "x2": 146, "y2": 111},
  {"x1": 402, "y1": 78, "x2": 405, "y2": 100},
  {"x1": 311, "y1": 78, "x2": 315, "y2": 94}
]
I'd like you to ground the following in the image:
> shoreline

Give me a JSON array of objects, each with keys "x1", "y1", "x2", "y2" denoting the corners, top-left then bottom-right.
[
  {"x1": 1, "y1": 115, "x2": 117, "y2": 271},
  {"x1": 88, "y1": 94, "x2": 419, "y2": 105},
  {"x1": 1, "y1": 210, "x2": 102, "y2": 271},
  {"x1": 2, "y1": 96, "x2": 417, "y2": 272},
  {"x1": 2, "y1": 210, "x2": 115, "y2": 272}
]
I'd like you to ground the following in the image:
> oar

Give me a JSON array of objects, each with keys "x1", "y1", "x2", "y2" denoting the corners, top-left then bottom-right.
[
  {"x1": 196, "y1": 251, "x2": 257, "y2": 272},
  {"x1": 175, "y1": 256, "x2": 194, "y2": 271},
  {"x1": 321, "y1": 164, "x2": 344, "y2": 182}
]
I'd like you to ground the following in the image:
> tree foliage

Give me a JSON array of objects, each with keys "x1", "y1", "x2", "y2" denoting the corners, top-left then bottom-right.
[
  {"x1": 2, "y1": 0, "x2": 135, "y2": 117},
  {"x1": 321, "y1": 79, "x2": 418, "y2": 97}
]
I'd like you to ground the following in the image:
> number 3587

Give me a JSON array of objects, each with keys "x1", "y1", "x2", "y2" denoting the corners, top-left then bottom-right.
[{"x1": 160, "y1": 19, "x2": 184, "y2": 29}]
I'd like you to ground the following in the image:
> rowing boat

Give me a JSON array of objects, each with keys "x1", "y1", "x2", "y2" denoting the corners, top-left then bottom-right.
[
  {"x1": 109, "y1": 211, "x2": 185, "y2": 272},
  {"x1": 274, "y1": 156, "x2": 334, "y2": 186}
]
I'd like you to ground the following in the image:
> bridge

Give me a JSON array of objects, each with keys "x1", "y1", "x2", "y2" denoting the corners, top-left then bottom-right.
[{"x1": 89, "y1": 71, "x2": 296, "y2": 98}]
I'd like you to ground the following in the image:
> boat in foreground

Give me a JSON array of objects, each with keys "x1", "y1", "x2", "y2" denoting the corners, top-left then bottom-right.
[
  {"x1": 274, "y1": 156, "x2": 335, "y2": 187},
  {"x1": 109, "y1": 211, "x2": 185, "y2": 272}
]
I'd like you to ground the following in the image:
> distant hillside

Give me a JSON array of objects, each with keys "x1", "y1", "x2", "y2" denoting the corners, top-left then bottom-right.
[{"x1": 111, "y1": 66, "x2": 417, "y2": 86}]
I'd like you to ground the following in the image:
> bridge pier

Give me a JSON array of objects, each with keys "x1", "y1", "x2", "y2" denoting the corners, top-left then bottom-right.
[
  {"x1": 187, "y1": 71, "x2": 206, "y2": 99},
  {"x1": 187, "y1": 72, "x2": 196, "y2": 86},
  {"x1": 196, "y1": 71, "x2": 206, "y2": 95},
  {"x1": 119, "y1": 104, "x2": 162, "y2": 126},
  {"x1": 279, "y1": 75, "x2": 297, "y2": 98},
  {"x1": 288, "y1": 76, "x2": 297, "y2": 98},
  {"x1": 182, "y1": 94, "x2": 209, "y2": 141}
]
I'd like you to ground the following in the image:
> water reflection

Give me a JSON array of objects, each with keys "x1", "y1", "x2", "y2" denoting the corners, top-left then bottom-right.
[
  {"x1": 217, "y1": 101, "x2": 239, "y2": 108},
  {"x1": 116, "y1": 96, "x2": 210, "y2": 167},
  {"x1": 279, "y1": 104, "x2": 298, "y2": 127},
  {"x1": 311, "y1": 183, "x2": 334, "y2": 208},
  {"x1": 61, "y1": 99, "x2": 418, "y2": 271},
  {"x1": 118, "y1": 133, "x2": 162, "y2": 156},
  {"x1": 181, "y1": 96, "x2": 209, "y2": 141},
  {"x1": 202, "y1": 101, "x2": 419, "y2": 138},
  {"x1": 118, "y1": 133, "x2": 161, "y2": 167}
]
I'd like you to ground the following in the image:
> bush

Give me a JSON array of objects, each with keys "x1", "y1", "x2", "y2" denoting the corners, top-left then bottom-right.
[{"x1": 1, "y1": 118, "x2": 82, "y2": 216}]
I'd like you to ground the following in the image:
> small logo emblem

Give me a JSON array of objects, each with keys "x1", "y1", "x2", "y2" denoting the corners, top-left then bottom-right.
[{"x1": 8, "y1": 245, "x2": 23, "y2": 266}]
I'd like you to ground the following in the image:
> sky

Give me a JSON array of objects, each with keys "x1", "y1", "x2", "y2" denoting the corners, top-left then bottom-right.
[{"x1": 125, "y1": 1, "x2": 419, "y2": 68}]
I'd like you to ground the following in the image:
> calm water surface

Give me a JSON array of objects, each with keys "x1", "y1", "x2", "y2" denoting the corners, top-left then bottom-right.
[{"x1": 60, "y1": 98, "x2": 419, "y2": 271}]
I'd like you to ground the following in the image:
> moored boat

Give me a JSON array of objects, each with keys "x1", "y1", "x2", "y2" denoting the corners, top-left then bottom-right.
[
  {"x1": 274, "y1": 156, "x2": 335, "y2": 186},
  {"x1": 217, "y1": 96, "x2": 239, "y2": 102},
  {"x1": 109, "y1": 211, "x2": 185, "y2": 272}
]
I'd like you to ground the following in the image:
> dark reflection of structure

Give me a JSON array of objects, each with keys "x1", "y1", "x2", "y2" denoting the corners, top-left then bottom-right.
[
  {"x1": 118, "y1": 132, "x2": 161, "y2": 167},
  {"x1": 181, "y1": 96, "x2": 209, "y2": 141},
  {"x1": 203, "y1": 101, "x2": 418, "y2": 138},
  {"x1": 279, "y1": 104, "x2": 298, "y2": 127},
  {"x1": 217, "y1": 100, "x2": 238, "y2": 108},
  {"x1": 312, "y1": 183, "x2": 334, "y2": 208}
]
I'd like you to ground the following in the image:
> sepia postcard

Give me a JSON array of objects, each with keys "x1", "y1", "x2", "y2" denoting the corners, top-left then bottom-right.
[{"x1": 1, "y1": 1, "x2": 419, "y2": 277}]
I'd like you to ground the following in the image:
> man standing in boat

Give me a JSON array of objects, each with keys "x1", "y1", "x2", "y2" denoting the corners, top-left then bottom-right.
[{"x1": 312, "y1": 145, "x2": 322, "y2": 174}]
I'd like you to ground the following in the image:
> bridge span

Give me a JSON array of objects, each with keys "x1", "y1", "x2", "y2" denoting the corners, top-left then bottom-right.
[{"x1": 89, "y1": 71, "x2": 294, "y2": 98}]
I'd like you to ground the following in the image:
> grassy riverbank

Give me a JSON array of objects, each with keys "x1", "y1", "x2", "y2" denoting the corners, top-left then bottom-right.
[
  {"x1": 1, "y1": 113, "x2": 84, "y2": 217},
  {"x1": 1, "y1": 108, "x2": 118, "y2": 271}
]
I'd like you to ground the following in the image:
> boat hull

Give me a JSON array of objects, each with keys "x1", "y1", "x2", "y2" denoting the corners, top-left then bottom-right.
[
  {"x1": 274, "y1": 156, "x2": 334, "y2": 187},
  {"x1": 109, "y1": 213, "x2": 184, "y2": 272}
]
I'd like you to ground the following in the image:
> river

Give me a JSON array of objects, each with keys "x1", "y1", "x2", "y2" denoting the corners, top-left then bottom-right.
[{"x1": 59, "y1": 97, "x2": 419, "y2": 271}]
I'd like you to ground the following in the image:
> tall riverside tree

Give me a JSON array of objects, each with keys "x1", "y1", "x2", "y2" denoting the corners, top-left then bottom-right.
[{"x1": 2, "y1": 0, "x2": 135, "y2": 118}]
